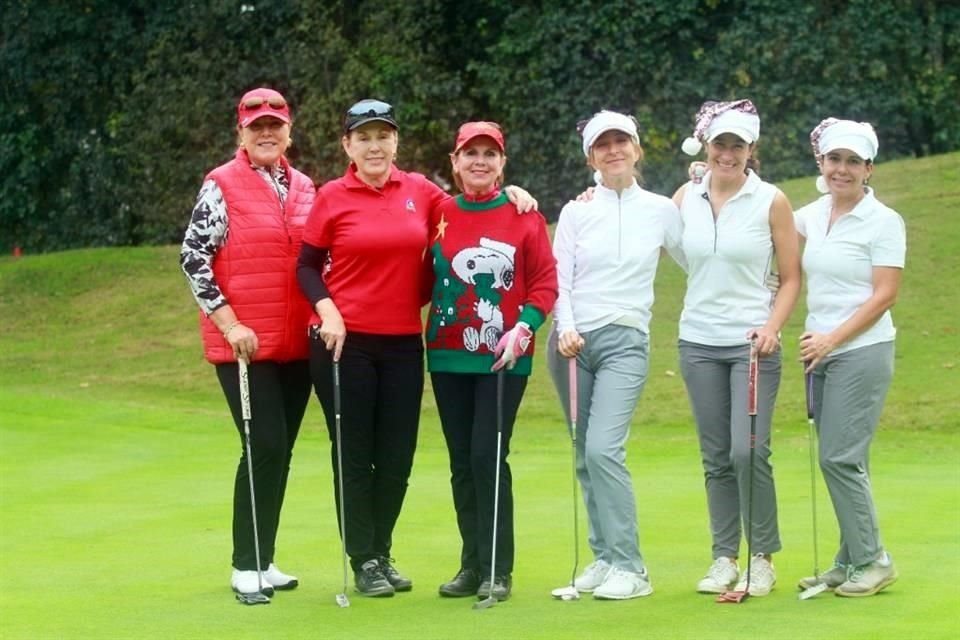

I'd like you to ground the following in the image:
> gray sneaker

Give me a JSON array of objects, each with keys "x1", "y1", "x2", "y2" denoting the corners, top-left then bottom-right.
[
  {"x1": 835, "y1": 556, "x2": 898, "y2": 597},
  {"x1": 798, "y1": 564, "x2": 847, "y2": 591}
]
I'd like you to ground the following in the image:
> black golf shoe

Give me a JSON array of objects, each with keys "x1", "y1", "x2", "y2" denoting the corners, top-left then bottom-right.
[
  {"x1": 355, "y1": 559, "x2": 395, "y2": 597},
  {"x1": 438, "y1": 568, "x2": 482, "y2": 597},
  {"x1": 477, "y1": 574, "x2": 512, "y2": 601},
  {"x1": 378, "y1": 556, "x2": 413, "y2": 592}
]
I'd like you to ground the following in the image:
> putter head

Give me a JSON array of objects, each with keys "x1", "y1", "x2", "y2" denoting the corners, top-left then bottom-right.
[
  {"x1": 236, "y1": 591, "x2": 271, "y2": 606},
  {"x1": 335, "y1": 593, "x2": 351, "y2": 608},
  {"x1": 473, "y1": 596, "x2": 498, "y2": 610},
  {"x1": 551, "y1": 585, "x2": 580, "y2": 601},
  {"x1": 798, "y1": 582, "x2": 829, "y2": 600},
  {"x1": 716, "y1": 589, "x2": 749, "y2": 604}
]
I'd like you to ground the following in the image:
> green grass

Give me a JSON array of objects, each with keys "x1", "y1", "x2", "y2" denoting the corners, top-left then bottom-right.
[{"x1": 1, "y1": 152, "x2": 958, "y2": 639}]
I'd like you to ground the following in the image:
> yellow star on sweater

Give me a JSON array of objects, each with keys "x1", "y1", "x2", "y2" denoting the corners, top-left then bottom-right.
[{"x1": 433, "y1": 213, "x2": 448, "y2": 241}]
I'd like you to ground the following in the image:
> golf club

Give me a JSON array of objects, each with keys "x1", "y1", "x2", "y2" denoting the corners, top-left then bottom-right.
[
  {"x1": 332, "y1": 360, "x2": 351, "y2": 608},
  {"x1": 474, "y1": 369, "x2": 506, "y2": 610},
  {"x1": 551, "y1": 356, "x2": 580, "y2": 601},
  {"x1": 717, "y1": 340, "x2": 759, "y2": 604},
  {"x1": 799, "y1": 364, "x2": 828, "y2": 600},
  {"x1": 236, "y1": 358, "x2": 271, "y2": 606}
]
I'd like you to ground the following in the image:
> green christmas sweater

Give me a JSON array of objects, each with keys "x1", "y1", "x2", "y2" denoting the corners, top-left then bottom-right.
[{"x1": 425, "y1": 191, "x2": 558, "y2": 376}]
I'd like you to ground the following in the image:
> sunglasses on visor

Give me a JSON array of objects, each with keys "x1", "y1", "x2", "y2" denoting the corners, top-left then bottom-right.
[
  {"x1": 242, "y1": 96, "x2": 287, "y2": 110},
  {"x1": 343, "y1": 99, "x2": 397, "y2": 132}
]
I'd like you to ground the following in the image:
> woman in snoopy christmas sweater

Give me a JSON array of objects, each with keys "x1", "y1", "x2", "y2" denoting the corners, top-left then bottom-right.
[{"x1": 425, "y1": 121, "x2": 557, "y2": 602}]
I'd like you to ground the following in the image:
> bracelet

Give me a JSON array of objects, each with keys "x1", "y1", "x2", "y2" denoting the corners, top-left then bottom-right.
[{"x1": 223, "y1": 320, "x2": 241, "y2": 339}]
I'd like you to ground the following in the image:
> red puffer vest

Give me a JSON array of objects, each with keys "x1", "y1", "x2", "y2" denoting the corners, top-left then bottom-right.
[{"x1": 200, "y1": 149, "x2": 315, "y2": 364}]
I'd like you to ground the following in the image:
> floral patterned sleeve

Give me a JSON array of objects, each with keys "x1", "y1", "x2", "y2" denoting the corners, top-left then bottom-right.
[{"x1": 180, "y1": 179, "x2": 229, "y2": 315}]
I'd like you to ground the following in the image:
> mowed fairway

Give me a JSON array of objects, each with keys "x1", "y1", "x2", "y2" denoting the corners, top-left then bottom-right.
[{"x1": 1, "y1": 153, "x2": 958, "y2": 639}]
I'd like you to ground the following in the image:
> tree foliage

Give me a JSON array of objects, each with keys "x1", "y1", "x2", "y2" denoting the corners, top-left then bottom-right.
[{"x1": 2, "y1": 0, "x2": 958, "y2": 252}]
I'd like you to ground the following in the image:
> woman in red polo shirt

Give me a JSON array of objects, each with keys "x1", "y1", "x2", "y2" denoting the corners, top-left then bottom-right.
[{"x1": 297, "y1": 100, "x2": 534, "y2": 598}]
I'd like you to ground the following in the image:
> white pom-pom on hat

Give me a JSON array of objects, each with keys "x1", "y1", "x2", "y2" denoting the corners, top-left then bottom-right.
[{"x1": 682, "y1": 136, "x2": 703, "y2": 156}]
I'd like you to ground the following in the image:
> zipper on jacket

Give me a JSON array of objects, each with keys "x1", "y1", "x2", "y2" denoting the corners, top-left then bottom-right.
[
  {"x1": 618, "y1": 195, "x2": 623, "y2": 261},
  {"x1": 268, "y1": 171, "x2": 292, "y2": 243}
]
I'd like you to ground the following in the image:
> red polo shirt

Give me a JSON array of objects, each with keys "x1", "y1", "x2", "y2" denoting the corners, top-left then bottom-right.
[{"x1": 302, "y1": 163, "x2": 449, "y2": 334}]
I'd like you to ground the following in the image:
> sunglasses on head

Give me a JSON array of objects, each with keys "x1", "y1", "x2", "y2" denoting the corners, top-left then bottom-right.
[
  {"x1": 242, "y1": 95, "x2": 287, "y2": 110},
  {"x1": 344, "y1": 99, "x2": 397, "y2": 131},
  {"x1": 346, "y1": 99, "x2": 393, "y2": 119}
]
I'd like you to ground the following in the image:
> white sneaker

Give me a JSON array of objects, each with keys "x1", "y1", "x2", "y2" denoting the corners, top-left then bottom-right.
[
  {"x1": 231, "y1": 569, "x2": 274, "y2": 596},
  {"x1": 593, "y1": 566, "x2": 653, "y2": 600},
  {"x1": 696, "y1": 556, "x2": 739, "y2": 593},
  {"x1": 835, "y1": 554, "x2": 898, "y2": 597},
  {"x1": 263, "y1": 563, "x2": 299, "y2": 590},
  {"x1": 732, "y1": 554, "x2": 776, "y2": 596},
  {"x1": 574, "y1": 559, "x2": 612, "y2": 593}
]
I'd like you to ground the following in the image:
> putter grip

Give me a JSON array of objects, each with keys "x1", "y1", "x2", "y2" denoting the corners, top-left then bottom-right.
[
  {"x1": 238, "y1": 358, "x2": 251, "y2": 421},
  {"x1": 804, "y1": 365, "x2": 815, "y2": 420},
  {"x1": 747, "y1": 343, "x2": 759, "y2": 417},
  {"x1": 333, "y1": 361, "x2": 341, "y2": 416}
]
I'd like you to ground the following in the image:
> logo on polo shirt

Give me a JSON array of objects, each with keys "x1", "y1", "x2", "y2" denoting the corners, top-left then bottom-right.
[{"x1": 405, "y1": 198, "x2": 416, "y2": 213}]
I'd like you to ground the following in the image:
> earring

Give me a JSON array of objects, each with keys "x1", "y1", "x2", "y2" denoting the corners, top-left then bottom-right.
[{"x1": 815, "y1": 176, "x2": 829, "y2": 194}]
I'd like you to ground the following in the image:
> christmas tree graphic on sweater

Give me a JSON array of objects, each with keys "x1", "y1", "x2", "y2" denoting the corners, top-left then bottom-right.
[{"x1": 427, "y1": 236, "x2": 516, "y2": 354}]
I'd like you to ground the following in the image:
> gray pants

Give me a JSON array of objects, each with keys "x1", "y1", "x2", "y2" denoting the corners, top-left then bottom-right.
[
  {"x1": 812, "y1": 341, "x2": 894, "y2": 567},
  {"x1": 548, "y1": 325, "x2": 649, "y2": 573},
  {"x1": 679, "y1": 340, "x2": 782, "y2": 558}
]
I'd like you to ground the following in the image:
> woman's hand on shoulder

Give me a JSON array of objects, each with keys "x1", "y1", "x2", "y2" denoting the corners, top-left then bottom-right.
[{"x1": 504, "y1": 185, "x2": 538, "y2": 213}]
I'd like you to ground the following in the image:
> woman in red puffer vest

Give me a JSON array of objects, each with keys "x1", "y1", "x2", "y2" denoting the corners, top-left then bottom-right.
[{"x1": 180, "y1": 87, "x2": 314, "y2": 602}]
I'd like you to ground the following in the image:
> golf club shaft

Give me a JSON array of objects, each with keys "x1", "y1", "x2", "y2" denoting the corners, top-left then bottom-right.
[
  {"x1": 805, "y1": 365, "x2": 820, "y2": 578},
  {"x1": 568, "y1": 357, "x2": 579, "y2": 587},
  {"x1": 745, "y1": 341, "x2": 759, "y2": 593},
  {"x1": 484, "y1": 369, "x2": 506, "y2": 604},
  {"x1": 332, "y1": 360, "x2": 350, "y2": 603},
  {"x1": 238, "y1": 358, "x2": 265, "y2": 592}
]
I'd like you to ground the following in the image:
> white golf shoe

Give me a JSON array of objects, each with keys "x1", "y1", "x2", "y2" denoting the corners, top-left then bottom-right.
[
  {"x1": 263, "y1": 563, "x2": 299, "y2": 590},
  {"x1": 835, "y1": 554, "x2": 897, "y2": 597},
  {"x1": 573, "y1": 559, "x2": 612, "y2": 593},
  {"x1": 231, "y1": 569, "x2": 274, "y2": 596},
  {"x1": 696, "y1": 556, "x2": 739, "y2": 593},
  {"x1": 593, "y1": 566, "x2": 653, "y2": 600},
  {"x1": 732, "y1": 554, "x2": 776, "y2": 596}
]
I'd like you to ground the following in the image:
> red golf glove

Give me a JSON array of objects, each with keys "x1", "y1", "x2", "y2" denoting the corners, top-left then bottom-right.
[{"x1": 492, "y1": 322, "x2": 533, "y2": 371}]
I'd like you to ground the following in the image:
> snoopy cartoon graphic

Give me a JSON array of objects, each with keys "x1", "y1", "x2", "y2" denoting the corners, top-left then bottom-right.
[{"x1": 450, "y1": 237, "x2": 516, "y2": 352}]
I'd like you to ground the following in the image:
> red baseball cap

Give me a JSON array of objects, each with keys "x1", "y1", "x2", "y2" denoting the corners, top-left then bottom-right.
[
  {"x1": 237, "y1": 88, "x2": 291, "y2": 128},
  {"x1": 454, "y1": 121, "x2": 505, "y2": 153}
]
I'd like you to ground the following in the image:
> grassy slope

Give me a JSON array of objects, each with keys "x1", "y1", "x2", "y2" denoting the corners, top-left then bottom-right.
[{"x1": 0, "y1": 152, "x2": 958, "y2": 639}]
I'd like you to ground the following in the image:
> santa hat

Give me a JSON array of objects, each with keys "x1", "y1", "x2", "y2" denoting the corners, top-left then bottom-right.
[
  {"x1": 810, "y1": 118, "x2": 879, "y2": 193},
  {"x1": 681, "y1": 99, "x2": 760, "y2": 156}
]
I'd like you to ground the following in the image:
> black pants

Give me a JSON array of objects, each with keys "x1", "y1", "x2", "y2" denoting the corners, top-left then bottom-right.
[
  {"x1": 431, "y1": 372, "x2": 527, "y2": 577},
  {"x1": 216, "y1": 359, "x2": 311, "y2": 571},
  {"x1": 310, "y1": 332, "x2": 423, "y2": 571}
]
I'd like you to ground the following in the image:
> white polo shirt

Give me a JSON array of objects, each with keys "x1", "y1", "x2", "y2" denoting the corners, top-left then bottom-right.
[
  {"x1": 795, "y1": 189, "x2": 906, "y2": 355},
  {"x1": 552, "y1": 180, "x2": 684, "y2": 336},
  {"x1": 679, "y1": 170, "x2": 778, "y2": 345}
]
